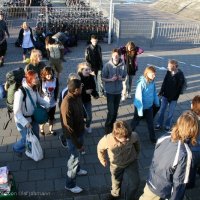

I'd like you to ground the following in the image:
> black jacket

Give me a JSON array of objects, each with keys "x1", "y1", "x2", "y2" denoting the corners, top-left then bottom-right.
[
  {"x1": 79, "y1": 73, "x2": 99, "y2": 103},
  {"x1": 18, "y1": 27, "x2": 35, "y2": 46},
  {"x1": 85, "y1": 44, "x2": 103, "y2": 74},
  {"x1": 159, "y1": 69, "x2": 185, "y2": 101}
]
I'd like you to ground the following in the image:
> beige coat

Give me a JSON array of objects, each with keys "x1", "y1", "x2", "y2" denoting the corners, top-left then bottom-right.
[{"x1": 97, "y1": 132, "x2": 140, "y2": 168}]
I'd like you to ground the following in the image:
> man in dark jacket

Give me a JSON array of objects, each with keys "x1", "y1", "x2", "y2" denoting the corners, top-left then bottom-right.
[
  {"x1": 155, "y1": 59, "x2": 185, "y2": 131},
  {"x1": 0, "y1": 13, "x2": 9, "y2": 37},
  {"x1": 61, "y1": 79, "x2": 87, "y2": 194},
  {"x1": 85, "y1": 35, "x2": 104, "y2": 96}
]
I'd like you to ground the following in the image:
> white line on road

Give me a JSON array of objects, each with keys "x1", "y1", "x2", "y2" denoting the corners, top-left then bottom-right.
[
  {"x1": 190, "y1": 64, "x2": 200, "y2": 69},
  {"x1": 148, "y1": 55, "x2": 165, "y2": 59}
]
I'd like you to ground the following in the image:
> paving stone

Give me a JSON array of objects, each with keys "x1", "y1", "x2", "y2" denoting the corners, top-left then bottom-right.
[
  {"x1": 76, "y1": 175, "x2": 90, "y2": 189},
  {"x1": 74, "y1": 195, "x2": 100, "y2": 200},
  {"x1": 54, "y1": 178, "x2": 65, "y2": 191},
  {"x1": 5, "y1": 160, "x2": 21, "y2": 171},
  {"x1": 44, "y1": 148, "x2": 60, "y2": 158},
  {"x1": 21, "y1": 160, "x2": 37, "y2": 170},
  {"x1": 13, "y1": 170, "x2": 28, "y2": 182},
  {"x1": 45, "y1": 167, "x2": 62, "y2": 179},
  {"x1": 53, "y1": 157, "x2": 67, "y2": 167},
  {"x1": 18, "y1": 181, "x2": 36, "y2": 193},
  {"x1": 83, "y1": 154, "x2": 99, "y2": 164},
  {"x1": 0, "y1": 145, "x2": 7, "y2": 153},
  {"x1": 94, "y1": 163, "x2": 109, "y2": 174},
  {"x1": 88, "y1": 175, "x2": 107, "y2": 187},
  {"x1": 2, "y1": 136, "x2": 17, "y2": 145},
  {"x1": 0, "y1": 152, "x2": 13, "y2": 161},
  {"x1": 29, "y1": 169, "x2": 45, "y2": 181},
  {"x1": 36, "y1": 158, "x2": 53, "y2": 169},
  {"x1": 36, "y1": 180, "x2": 54, "y2": 192}
]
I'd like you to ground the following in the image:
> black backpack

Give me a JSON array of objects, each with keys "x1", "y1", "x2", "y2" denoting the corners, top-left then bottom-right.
[{"x1": 4, "y1": 68, "x2": 26, "y2": 129}]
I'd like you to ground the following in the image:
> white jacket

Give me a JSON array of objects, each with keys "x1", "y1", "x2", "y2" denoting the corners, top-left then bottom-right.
[{"x1": 13, "y1": 81, "x2": 49, "y2": 127}]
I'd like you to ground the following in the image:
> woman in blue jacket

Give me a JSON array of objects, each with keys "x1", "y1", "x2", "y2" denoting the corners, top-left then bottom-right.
[{"x1": 131, "y1": 66, "x2": 160, "y2": 143}]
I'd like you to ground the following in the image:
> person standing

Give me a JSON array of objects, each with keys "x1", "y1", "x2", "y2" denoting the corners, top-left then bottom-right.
[
  {"x1": 61, "y1": 79, "x2": 87, "y2": 194},
  {"x1": 77, "y1": 62, "x2": 99, "y2": 133},
  {"x1": 85, "y1": 34, "x2": 104, "y2": 97},
  {"x1": 0, "y1": 13, "x2": 10, "y2": 38},
  {"x1": 39, "y1": 67, "x2": 59, "y2": 136},
  {"x1": 131, "y1": 66, "x2": 160, "y2": 143},
  {"x1": 97, "y1": 120, "x2": 140, "y2": 200},
  {"x1": 119, "y1": 41, "x2": 144, "y2": 101},
  {"x1": 139, "y1": 110, "x2": 199, "y2": 200},
  {"x1": 102, "y1": 48, "x2": 127, "y2": 134},
  {"x1": 155, "y1": 60, "x2": 185, "y2": 131},
  {"x1": 0, "y1": 29, "x2": 7, "y2": 66}
]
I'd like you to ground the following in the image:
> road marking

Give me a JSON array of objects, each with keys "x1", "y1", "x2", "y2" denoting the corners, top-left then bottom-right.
[
  {"x1": 147, "y1": 64, "x2": 167, "y2": 70},
  {"x1": 190, "y1": 64, "x2": 200, "y2": 69},
  {"x1": 148, "y1": 55, "x2": 165, "y2": 59}
]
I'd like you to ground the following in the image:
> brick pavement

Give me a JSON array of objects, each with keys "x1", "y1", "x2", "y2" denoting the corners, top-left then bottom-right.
[{"x1": 0, "y1": 1, "x2": 200, "y2": 200}]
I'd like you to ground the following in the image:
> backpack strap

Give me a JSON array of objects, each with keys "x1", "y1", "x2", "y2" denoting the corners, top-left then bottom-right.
[
  {"x1": 24, "y1": 88, "x2": 36, "y2": 108},
  {"x1": 19, "y1": 86, "x2": 27, "y2": 111}
]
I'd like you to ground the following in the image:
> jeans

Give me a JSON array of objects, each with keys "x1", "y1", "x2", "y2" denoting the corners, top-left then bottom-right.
[
  {"x1": 156, "y1": 96, "x2": 177, "y2": 128},
  {"x1": 66, "y1": 132, "x2": 84, "y2": 188},
  {"x1": 13, "y1": 121, "x2": 39, "y2": 153},
  {"x1": 105, "y1": 93, "x2": 121, "y2": 134},
  {"x1": 131, "y1": 106, "x2": 156, "y2": 141},
  {"x1": 95, "y1": 70, "x2": 104, "y2": 96},
  {"x1": 83, "y1": 102, "x2": 92, "y2": 128},
  {"x1": 110, "y1": 161, "x2": 140, "y2": 199},
  {"x1": 122, "y1": 75, "x2": 134, "y2": 96}
]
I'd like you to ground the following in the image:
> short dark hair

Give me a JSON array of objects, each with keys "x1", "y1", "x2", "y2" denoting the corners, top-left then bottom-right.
[
  {"x1": 91, "y1": 34, "x2": 98, "y2": 40},
  {"x1": 112, "y1": 48, "x2": 121, "y2": 56},
  {"x1": 68, "y1": 79, "x2": 82, "y2": 93}
]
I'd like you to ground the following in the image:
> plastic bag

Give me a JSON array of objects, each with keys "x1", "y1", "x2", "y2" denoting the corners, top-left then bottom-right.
[{"x1": 25, "y1": 129, "x2": 43, "y2": 161}]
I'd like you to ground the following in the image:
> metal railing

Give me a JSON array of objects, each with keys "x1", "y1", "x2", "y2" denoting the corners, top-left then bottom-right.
[{"x1": 113, "y1": 20, "x2": 200, "y2": 47}]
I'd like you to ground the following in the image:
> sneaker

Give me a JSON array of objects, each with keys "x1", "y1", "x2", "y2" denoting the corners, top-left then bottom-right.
[
  {"x1": 59, "y1": 135, "x2": 67, "y2": 148},
  {"x1": 154, "y1": 125, "x2": 161, "y2": 130},
  {"x1": 121, "y1": 95, "x2": 126, "y2": 102},
  {"x1": 77, "y1": 169, "x2": 87, "y2": 176},
  {"x1": 65, "y1": 185, "x2": 83, "y2": 194},
  {"x1": 127, "y1": 94, "x2": 132, "y2": 99},
  {"x1": 85, "y1": 126, "x2": 92, "y2": 133}
]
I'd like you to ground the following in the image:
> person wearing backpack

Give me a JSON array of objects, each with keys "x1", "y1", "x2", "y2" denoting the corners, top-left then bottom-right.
[
  {"x1": 13, "y1": 70, "x2": 49, "y2": 157},
  {"x1": 39, "y1": 67, "x2": 59, "y2": 136},
  {"x1": 155, "y1": 60, "x2": 185, "y2": 132}
]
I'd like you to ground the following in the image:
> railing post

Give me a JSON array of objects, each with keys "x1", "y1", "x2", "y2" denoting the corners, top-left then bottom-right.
[
  {"x1": 108, "y1": 0, "x2": 113, "y2": 44},
  {"x1": 45, "y1": 6, "x2": 48, "y2": 34},
  {"x1": 150, "y1": 20, "x2": 156, "y2": 47}
]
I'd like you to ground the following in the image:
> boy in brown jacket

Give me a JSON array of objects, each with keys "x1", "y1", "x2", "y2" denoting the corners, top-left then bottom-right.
[{"x1": 97, "y1": 120, "x2": 140, "y2": 200}]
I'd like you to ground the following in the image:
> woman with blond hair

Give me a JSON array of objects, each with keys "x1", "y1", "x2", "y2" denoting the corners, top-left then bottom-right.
[
  {"x1": 139, "y1": 110, "x2": 199, "y2": 200},
  {"x1": 131, "y1": 66, "x2": 160, "y2": 143},
  {"x1": 17, "y1": 21, "x2": 35, "y2": 62},
  {"x1": 77, "y1": 62, "x2": 99, "y2": 133},
  {"x1": 24, "y1": 49, "x2": 46, "y2": 75},
  {"x1": 119, "y1": 41, "x2": 144, "y2": 101}
]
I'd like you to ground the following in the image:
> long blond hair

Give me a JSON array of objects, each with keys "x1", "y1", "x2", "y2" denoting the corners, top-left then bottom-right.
[
  {"x1": 171, "y1": 110, "x2": 199, "y2": 146},
  {"x1": 143, "y1": 66, "x2": 156, "y2": 83}
]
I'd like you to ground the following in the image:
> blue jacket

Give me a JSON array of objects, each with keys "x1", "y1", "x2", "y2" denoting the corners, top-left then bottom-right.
[
  {"x1": 147, "y1": 135, "x2": 193, "y2": 200},
  {"x1": 134, "y1": 76, "x2": 159, "y2": 116}
]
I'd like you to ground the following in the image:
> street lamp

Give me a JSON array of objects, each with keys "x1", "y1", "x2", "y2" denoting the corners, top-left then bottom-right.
[{"x1": 108, "y1": 0, "x2": 113, "y2": 44}]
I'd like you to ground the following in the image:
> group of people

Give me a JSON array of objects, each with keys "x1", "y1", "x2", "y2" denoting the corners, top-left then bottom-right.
[{"x1": 3, "y1": 29, "x2": 200, "y2": 200}]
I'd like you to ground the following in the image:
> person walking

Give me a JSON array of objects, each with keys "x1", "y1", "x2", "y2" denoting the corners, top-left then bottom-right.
[
  {"x1": 102, "y1": 48, "x2": 127, "y2": 134},
  {"x1": 13, "y1": 70, "x2": 49, "y2": 157},
  {"x1": 0, "y1": 29, "x2": 7, "y2": 66},
  {"x1": 97, "y1": 120, "x2": 140, "y2": 200},
  {"x1": 119, "y1": 41, "x2": 144, "y2": 101},
  {"x1": 85, "y1": 34, "x2": 104, "y2": 97},
  {"x1": 17, "y1": 22, "x2": 35, "y2": 62},
  {"x1": 61, "y1": 79, "x2": 87, "y2": 194},
  {"x1": 131, "y1": 66, "x2": 160, "y2": 143},
  {"x1": 155, "y1": 59, "x2": 186, "y2": 131}
]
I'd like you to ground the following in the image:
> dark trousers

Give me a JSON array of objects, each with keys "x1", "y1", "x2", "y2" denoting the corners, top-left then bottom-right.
[
  {"x1": 105, "y1": 93, "x2": 121, "y2": 134},
  {"x1": 131, "y1": 106, "x2": 156, "y2": 141}
]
